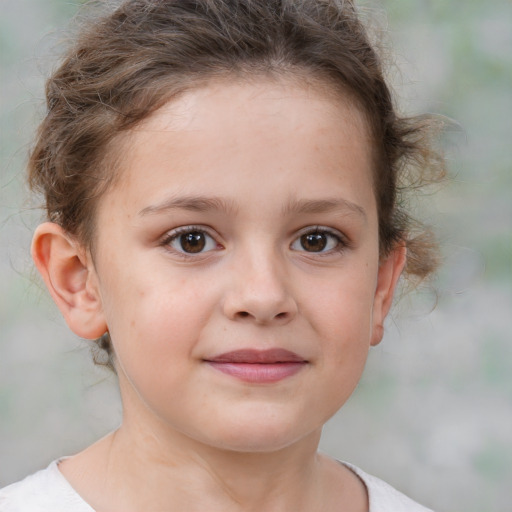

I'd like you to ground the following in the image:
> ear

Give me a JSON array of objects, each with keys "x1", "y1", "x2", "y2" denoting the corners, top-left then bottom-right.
[
  {"x1": 31, "y1": 222, "x2": 107, "y2": 340},
  {"x1": 370, "y1": 244, "x2": 407, "y2": 346}
]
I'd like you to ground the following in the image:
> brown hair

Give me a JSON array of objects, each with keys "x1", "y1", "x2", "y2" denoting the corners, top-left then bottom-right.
[{"x1": 29, "y1": 0, "x2": 445, "y2": 361}]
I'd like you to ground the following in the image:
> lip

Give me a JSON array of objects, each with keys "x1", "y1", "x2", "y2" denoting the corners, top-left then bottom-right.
[{"x1": 205, "y1": 349, "x2": 308, "y2": 383}]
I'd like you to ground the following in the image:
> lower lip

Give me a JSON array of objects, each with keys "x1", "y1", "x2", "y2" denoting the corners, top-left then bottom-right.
[{"x1": 206, "y1": 362, "x2": 307, "y2": 383}]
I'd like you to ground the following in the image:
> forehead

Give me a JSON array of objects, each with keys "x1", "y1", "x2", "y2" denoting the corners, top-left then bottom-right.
[
  {"x1": 137, "y1": 75, "x2": 370, "y2": 144},
  {"x1": 103, "y1": 77, "x2": 375, "y2": 217}
]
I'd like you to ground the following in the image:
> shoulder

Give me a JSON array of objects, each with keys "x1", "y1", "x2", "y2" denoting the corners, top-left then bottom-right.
[
  {"x1": 0, "y1": 460, "x2": 94, "y2": 512},
  {"x1": 342, "y1": 462, "x2": 435, "y2": 512}
]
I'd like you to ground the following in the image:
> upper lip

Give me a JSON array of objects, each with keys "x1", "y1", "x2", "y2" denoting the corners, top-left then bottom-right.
[{"x1": 205, "y1": 349, "x2": 307, "y2": 364}]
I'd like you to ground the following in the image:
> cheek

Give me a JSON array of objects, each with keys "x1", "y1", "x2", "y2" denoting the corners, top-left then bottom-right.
[
  {"x1": 305, "y1": 266, "x2": 377, "y2": 343},
  {"x1": 105, "y1": 268, "x2": 225, "y2": 391},
  {"x1": 302, "y1": 264, "x2": 378, "y2": 407}
]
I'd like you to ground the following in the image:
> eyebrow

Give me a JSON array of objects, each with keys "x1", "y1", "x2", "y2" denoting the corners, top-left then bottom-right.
[
  {"x1": 283, "y1": 198, "x2": 367, "y2": 221},
  {"x1": 139, "y1": 195, "x2": 366, "y2": 221},
  {"x1": 138, "y1": 195, "x2": 238, "y2": 216}
]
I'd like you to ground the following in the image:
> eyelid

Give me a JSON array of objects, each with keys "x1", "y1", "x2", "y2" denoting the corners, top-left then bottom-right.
[
  {"x1": 160, "y1": 225, "x2": 222, "y2": 256},
  {"x1": 158, "y1": 224, "x2": 349, "y2": 258},
  {"x1": 290, "y1": 225, "x2": 349, "y2": 253}
]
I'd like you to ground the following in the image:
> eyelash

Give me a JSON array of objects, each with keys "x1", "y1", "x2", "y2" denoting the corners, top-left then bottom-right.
[
  {"x1": 160, "y1": 225, "x2": 221, "y2": 259},
  {"x1": 291, "y1": 226, "x2": 349, "y2": 255},
  {"x1": 159, "y1": 225, "x2": 349, "y2": 258}
]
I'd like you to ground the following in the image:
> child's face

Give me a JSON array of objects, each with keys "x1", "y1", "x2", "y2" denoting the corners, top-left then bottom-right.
[{"x1": 86, "y1": 78, "x2": 403, "y2": 452}]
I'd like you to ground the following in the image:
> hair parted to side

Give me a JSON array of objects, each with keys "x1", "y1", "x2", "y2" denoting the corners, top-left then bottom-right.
[{"x1": 29, "y1": 0, "x2": 446, "y2": 365}]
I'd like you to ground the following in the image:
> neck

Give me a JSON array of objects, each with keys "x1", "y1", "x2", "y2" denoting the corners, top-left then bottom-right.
[
  {"x1": 62, "y1": 416, "x2": 337, "y2": 512},
  {"x1": 108, "y1": 418, "x2": 326, "y2": 511}
]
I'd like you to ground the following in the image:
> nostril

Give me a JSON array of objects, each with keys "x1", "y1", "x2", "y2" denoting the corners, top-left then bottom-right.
[
  {"x1": 238, "y1": 311, "x2": 250, "y2": 318},
  {"x1": 275, "y1": 312, "x2": 288, "y2": 319}
]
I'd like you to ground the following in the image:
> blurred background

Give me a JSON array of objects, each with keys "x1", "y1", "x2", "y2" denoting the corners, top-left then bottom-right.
[{"x1": 0, "y1": 1, "x2": 510, "y2": 510}]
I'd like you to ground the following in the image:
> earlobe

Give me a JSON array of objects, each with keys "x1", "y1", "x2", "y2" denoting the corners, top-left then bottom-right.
[
  {"x1": 31, "y1": 222, "x2": 107, "y2": 340},
  {"x1": 370, "y1": 245, "x2": 407, "y2": 346}
]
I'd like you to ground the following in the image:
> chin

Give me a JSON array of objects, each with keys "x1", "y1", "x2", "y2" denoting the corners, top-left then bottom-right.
[{"x1": 192, "y1": 413, "x2": 319, "y2": 454}]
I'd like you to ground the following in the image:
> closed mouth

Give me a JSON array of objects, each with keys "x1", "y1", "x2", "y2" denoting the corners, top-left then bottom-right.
[
  {"x1": 205, "y1": 348, "x2": 307, "y2": 364},
  {"x1": 204, "y1": 349, "x2": 308, "y2": 383}
]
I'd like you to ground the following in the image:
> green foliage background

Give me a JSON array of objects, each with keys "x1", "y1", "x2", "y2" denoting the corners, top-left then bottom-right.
[{"x1": 1, "y1": 1, "x2": 511, "y2": 510}]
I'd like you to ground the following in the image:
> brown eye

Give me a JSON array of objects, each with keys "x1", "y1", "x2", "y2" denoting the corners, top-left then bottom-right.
[
  {"x1": 300, "y1": 232, "x2": 328, "y2": 252},
  {"x1": 167, "y1": 228, "x2": 218, "y2": 255},
  {"x1": 179, "y1": 232, "x2": 206, "y2": 253},
  {"x1": 291, "y1": 228, "x2": 343, "y2": 253}
]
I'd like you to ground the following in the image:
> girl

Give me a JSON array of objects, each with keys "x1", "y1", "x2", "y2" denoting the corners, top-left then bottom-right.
[{"x1": 0, "y1": 0, "x2": 445, "y2": 510}]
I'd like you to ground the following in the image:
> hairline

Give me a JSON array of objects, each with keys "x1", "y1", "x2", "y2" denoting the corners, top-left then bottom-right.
[{"x1": 84, "y1": 67, "x2": 379, "y2": 257}]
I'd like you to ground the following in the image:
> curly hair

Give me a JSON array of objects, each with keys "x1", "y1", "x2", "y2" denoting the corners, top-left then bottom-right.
[{"x1": 28, "y1": 0, "x2": 446, "y2": 364}]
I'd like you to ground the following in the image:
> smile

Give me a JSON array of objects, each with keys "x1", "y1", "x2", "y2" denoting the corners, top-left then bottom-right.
[{"x1": 204, "y1": 349, "x2": 308, "y2": 383}]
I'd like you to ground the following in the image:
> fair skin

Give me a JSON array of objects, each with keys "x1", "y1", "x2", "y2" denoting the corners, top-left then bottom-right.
[{"x1": 32, "y1": 77, "x2": 406, "y2": 512}]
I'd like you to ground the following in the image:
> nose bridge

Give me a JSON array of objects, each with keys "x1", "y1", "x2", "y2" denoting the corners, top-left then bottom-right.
[{"x1": 223, "y1": 238, "x2": 297, "y2": 324}]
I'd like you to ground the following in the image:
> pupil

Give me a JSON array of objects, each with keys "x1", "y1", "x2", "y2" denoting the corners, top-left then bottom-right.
[
  {"x1": 301, "y1": 233, "x2": 327, "y2": 252},
  {"x1": 180, "y1": 232, "x2": 206, "y2": 253}
]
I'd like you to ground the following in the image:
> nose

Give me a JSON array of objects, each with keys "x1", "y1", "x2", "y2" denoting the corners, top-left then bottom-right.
[{"x1": 222, "y1": 249, "x2": 298, "y2": 325}]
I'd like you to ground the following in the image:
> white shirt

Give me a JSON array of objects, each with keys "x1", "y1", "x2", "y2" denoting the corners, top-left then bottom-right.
[{"x1": 0, "y1": 460, "x2": 434, "y2": 511}]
